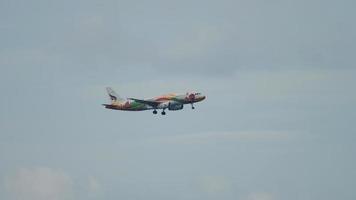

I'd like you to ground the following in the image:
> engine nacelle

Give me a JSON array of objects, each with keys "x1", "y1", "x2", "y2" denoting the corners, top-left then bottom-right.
[
  {"x1": 157, "y1": 102, "x2": 169, "y2": 109},
  {"x1": 168, "y1": 102, "x2": 184, "y2": 110}
]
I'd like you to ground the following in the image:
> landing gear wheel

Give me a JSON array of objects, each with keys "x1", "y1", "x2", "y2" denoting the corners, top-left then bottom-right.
[
  {"x1": 153, "y1": 110, "x2": 157, "y2": 114},
  {"x1": 161, "y1": 111, "x2": 166, "y2": 115},
  {"x1": 191, "y1": 104, "x2": 195, "y2": 109}
]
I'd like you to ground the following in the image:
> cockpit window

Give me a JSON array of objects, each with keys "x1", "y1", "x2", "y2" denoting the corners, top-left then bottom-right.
[{"x1": 195, "y1": 93, "x2": 201, "y2": 95}]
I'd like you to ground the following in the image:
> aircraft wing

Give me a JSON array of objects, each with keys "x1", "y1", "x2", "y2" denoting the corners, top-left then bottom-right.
[{"x1": 129, "y1": 98, "x2": 161, "y2": 107}]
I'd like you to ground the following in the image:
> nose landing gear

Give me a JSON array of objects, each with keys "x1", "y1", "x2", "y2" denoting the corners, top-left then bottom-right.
[{"x1": 191, "y1": 103, "x2": 195, "y2": 109}]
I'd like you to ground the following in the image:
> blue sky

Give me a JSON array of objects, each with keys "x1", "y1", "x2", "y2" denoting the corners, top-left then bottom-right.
[{"x1": 1, "y1": 0, "x2": 356, "y2": 199}]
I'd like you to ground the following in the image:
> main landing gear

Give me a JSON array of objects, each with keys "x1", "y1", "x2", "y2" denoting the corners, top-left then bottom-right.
[{"x1": 153, "y1": 109, "x2": 166, "y2": 115}]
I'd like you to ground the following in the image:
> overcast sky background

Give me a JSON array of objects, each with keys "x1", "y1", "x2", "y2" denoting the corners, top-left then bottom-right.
[{"x1": 1, "y1": 0, "x2": 356, "y2": 199}]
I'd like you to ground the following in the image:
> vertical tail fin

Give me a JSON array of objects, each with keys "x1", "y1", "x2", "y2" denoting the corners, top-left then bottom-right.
[{"x1": 106, "y1": 87, "x2": 125, "y2": 103}]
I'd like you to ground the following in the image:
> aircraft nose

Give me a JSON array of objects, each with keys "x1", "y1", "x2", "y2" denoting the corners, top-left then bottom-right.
[{"x1": 201, "y1": 95, "x2": 206, "y2": 100}]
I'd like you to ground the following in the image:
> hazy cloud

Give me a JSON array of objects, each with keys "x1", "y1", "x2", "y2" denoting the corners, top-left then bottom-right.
[
  {"x1": 88, "y1": 176, "x2": 102, "y2": 193},
  {"x1": 245, "y1": 192, "x2": 275, "y2": 200},
  {"x1": 199, "y1": 175, "x2": 231, "y2": 194},
  {"x1": 2, "y1": 0, "x2": 355, "y2": 77},
  {"x1": 4, "y1": 167, "x2": 73, "y2": 200},
  {"x1": 149, "y1": 130, "x2": 297, "y2": 145},
  {"x1": 1, "y1": 0, "x2": 356, "y2": 200}
]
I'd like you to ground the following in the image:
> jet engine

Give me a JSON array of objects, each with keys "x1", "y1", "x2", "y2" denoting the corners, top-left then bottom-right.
[
  {"x1": 157, "y1": 102, "x2": 169, "y2": 109},
  {"x1": 168, "y1": 102, "x2": 184, "y2": 110}
]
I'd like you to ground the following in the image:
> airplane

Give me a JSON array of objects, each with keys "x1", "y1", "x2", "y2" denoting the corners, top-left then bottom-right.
[{"x1": 102, "y1": 87, "x2": 206, "y2": 115}]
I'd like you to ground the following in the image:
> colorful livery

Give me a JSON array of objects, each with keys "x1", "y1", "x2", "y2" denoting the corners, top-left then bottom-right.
[{"x1": 102, "y1": 87, "x2": 206, "y2": 115}]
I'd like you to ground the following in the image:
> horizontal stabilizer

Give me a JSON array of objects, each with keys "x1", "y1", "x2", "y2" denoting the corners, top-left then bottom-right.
[{"x1": 102, "y1": 104, "x2": 117, "y2": 109}]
